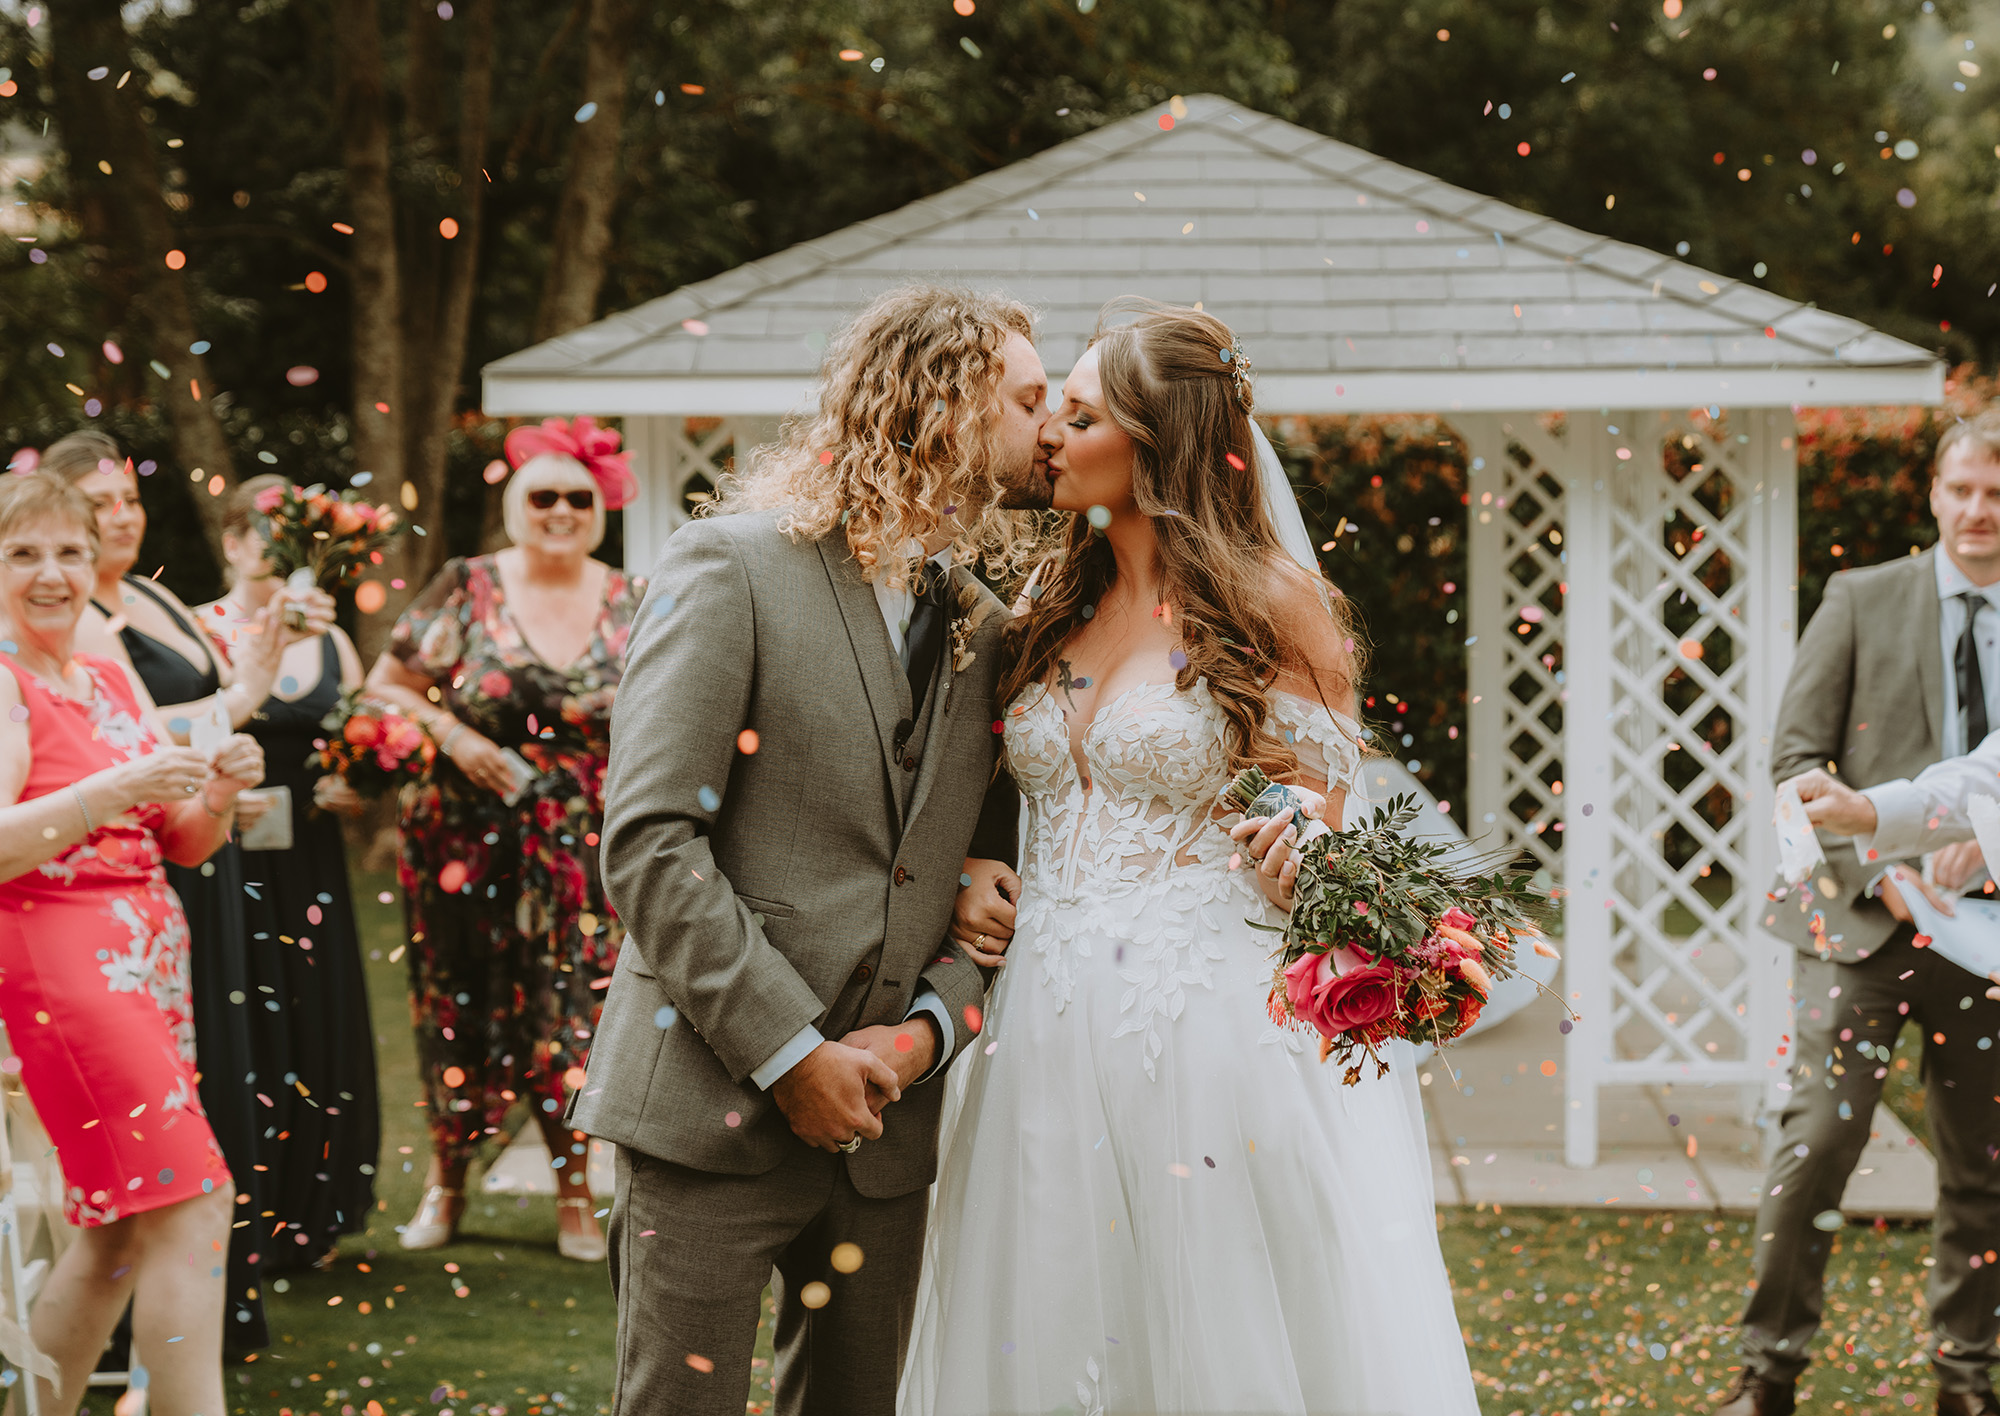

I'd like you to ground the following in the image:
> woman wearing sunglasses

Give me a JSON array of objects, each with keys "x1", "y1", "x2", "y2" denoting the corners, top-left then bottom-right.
[{"x1": 363, "y1": 419, "x2": 642, "y2": 1261}]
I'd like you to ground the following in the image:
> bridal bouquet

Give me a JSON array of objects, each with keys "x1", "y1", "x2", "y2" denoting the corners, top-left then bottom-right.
[
  {"x1": 311, "y1": 690, "x2": 434, "y2": 798},
  {"x1": 253, "y1": 482, "x2": 402, "y2": 593},
  {"x1": 1222, "y1": 767, "x2": 1561, "y2": 1085}
]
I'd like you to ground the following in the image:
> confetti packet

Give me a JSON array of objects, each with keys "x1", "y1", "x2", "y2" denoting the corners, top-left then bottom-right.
[
  {"x1": 1773, "y1": 779, "x2": 1825, "y2": 886},
  {"x1": 189, "y1": 693, "x2": 231, "y2": 760}
]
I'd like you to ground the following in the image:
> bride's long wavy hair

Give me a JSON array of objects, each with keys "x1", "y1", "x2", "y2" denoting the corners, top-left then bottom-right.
[
  {"x1": 998, "y1": 299, "x2": 1364, "y2": 781},
  {"x1": 709, "y1": 284, "x2": 1037, "y2": 589}
]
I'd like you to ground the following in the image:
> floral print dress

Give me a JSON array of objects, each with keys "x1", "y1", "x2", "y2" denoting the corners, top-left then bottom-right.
[{"x1": 388, "y1": 556, "x2": 639, "y2": 1166}]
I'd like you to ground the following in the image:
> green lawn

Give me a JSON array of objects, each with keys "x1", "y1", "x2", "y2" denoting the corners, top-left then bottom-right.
[
  {"x1": 227, "y1": 871, "x2": 778, "y2": 1416},
  {"x1": 225, "y1": 872, "x2": 1940, "y2": 1416}
]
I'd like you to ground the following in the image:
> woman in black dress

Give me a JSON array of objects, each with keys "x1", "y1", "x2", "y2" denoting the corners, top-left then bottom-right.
[
  {"x1": 198, "y1": 475, "x2": 379, "y2": 1273},
  {"x1": 51, "y1": 432, "x2": 328, "y2": 1352}
]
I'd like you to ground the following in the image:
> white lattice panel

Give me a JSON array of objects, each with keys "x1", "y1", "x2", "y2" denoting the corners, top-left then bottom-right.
[
  {"x1": 622, "y1": 416, "x2": 782, "y2": 574},
  {"x1": 1461, "y1": 417, "x2": 1571, "y2": 875},
  {"x1": 1459, "y1": 410, "x2": 1797, "y2": 1166}
]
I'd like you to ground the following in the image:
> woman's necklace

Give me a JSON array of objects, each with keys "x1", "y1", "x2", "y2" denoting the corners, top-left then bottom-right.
[{"x1": 9, "y1": 645, "x2": 87, "y2": 700}]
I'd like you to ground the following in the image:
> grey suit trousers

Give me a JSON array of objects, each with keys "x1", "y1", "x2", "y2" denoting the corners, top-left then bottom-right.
[
  {"x1": 1740, "y1": 932, "x2": 2000, "y2": 1390},
  {"x1": 608, "y1": 1144, "x2": 928, "y2": 1416}
]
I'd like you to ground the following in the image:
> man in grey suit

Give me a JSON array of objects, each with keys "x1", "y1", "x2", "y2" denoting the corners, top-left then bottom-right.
[
  {"x1": 571, "y1": 285, "x2": 1050, "y2": 1416},
  {"x1": 1717, "y1": 408, "x2": 2000, "y2": 1416}
]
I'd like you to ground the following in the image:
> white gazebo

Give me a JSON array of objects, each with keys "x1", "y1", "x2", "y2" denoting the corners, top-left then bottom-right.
[{"x1": 483, "y1": 94, "x2": 1943, "y2": 1168}]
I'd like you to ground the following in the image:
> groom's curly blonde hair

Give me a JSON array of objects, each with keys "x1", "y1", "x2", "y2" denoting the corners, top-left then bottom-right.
[{"x1": 709, "y1": 284, "x2": 1037, "y2": 588}]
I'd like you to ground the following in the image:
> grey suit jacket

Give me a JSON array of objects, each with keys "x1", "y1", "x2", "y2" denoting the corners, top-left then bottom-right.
[
  {"x1": 570, "y1": 508, "x2": 1012, "y2": 1199},
  {"x1": 1766, "y1": 547, "x2": 1945, "y2": 961}
]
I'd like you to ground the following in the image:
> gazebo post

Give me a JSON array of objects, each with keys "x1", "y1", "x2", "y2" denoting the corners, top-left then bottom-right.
[{"x1": 1559, "y1": 413, "x2": 1625, "y2": 1170}]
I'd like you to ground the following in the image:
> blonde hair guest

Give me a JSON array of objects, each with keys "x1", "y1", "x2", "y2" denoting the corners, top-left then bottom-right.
[
  {"x1": 0, "y1": 473, "x2": 265, "y2": 1416},
  {"x1": 363, "y1": 417, "x2": 645, "y2": 1263}
]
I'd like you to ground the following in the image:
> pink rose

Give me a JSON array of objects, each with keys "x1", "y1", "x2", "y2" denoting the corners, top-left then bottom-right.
[
  {"x1": 479, "y1": 670, "x2": 512, "y2": 699},
  {"x1": 1319, "y1": 962, "x2": 1403, "y2": 1035},
  {"x1": 1283, "y1": 948, "x2": 1400, "y2": 1039},
  {"x1": 331, "y1": 501, "x2": 366, "y2": 536},
  {"x1": 254, "y1": 485, "x2": 286, "y2": 514},
  {"x1": 380, "y1": 715, "x2": 424, "y2": 760},
  {"x1": 1440, "y1": 906, "x2": 1477, "y2": 931}
]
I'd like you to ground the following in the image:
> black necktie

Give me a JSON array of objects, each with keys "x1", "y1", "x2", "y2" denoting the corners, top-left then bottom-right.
[
  {"x1": 1959, "y1": 591, "x2": 1990, "y2": 748},
  {"x1": 904, "y1": 566, "x2": 949, "y2": 722}
]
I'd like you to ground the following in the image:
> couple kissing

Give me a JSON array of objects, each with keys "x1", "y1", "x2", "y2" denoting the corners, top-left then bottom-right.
[{"x1": 573, "y1": 285, "x2": 1481, "y2": 1416}]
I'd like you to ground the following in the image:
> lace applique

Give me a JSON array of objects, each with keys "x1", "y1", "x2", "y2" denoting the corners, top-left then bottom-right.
[{"x1": 1002, "y1": 678, "x2": 1362, "y2": 1080}]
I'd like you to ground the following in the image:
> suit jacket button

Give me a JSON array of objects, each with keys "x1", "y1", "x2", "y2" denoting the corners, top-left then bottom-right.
[
  {"x1": 854, "y1": 963, "x2": 874, "y2": 983},
  {"x1": 902, "y1": 755, "x2": 918, "y2": 772},
  {"x1": 894, "y1": 866, "x2": 908, "y2": 885}
]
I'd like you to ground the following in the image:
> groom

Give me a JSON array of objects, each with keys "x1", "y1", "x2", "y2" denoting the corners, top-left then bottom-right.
[{"x1": 573, "y1": 284, "x2": 1048, "y2": 1416}]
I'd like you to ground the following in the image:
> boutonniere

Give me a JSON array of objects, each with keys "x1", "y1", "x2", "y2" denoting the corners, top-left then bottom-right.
[{"x1": 949, "y1": 580, "x2": 991, "y2": 673}]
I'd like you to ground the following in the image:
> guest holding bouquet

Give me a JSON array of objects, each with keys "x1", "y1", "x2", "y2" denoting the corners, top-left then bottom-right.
[
  {"x1": 193, "y1": 475, "x2": 380, "y2": 1272},
  {"x1": 0, "y1": 471, "x2": 264, "y2": 1416},
  {"x1": 50, "y1": 431, "x2": 327, "y2": 1349},
  {"x1": 364, "y1": 418, "x2": 642, "y2": 1260}
]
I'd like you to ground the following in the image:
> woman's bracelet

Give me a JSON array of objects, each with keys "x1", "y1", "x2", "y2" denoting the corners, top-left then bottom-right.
[
  {"x1": 71, "y1": 784, "x2": 95, "y2": 835},
  {"x1": 439, "y1": 722, "x2": 468, "y2": 758}
]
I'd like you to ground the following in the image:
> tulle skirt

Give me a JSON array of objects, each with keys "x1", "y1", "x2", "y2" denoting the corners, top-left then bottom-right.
[{"x1": 901, "y1": 869, "x2": 1480, "y2": 1416}]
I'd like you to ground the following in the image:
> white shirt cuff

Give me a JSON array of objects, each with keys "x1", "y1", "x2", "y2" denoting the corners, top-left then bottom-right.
[
  {"x1": 1853, "y1": 779, "x2": 1929, "y2": 867},
  {"x1": 906, "y1": 986, "x2": 954, "y2": 1086},
  {"x1": 750, "y1": 1023, "x2": 824, "y2": 1090}
]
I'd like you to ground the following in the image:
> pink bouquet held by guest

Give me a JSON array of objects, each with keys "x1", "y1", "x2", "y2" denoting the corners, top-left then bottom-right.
[
  {"x1": 1221, "y1": 766, "x2": 1569, "y2": 1085},
  {"x1": 312, "y1": 689, "x2": 435, "y2": 799},
  {"x1": 252, "y1": 481, "x2": 403, "y2": 593}
]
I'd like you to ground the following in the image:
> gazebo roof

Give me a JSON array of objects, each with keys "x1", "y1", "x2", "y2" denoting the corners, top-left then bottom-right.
[{"x1": 483, "y1": 94, "x2": 1943, "y2": 416}]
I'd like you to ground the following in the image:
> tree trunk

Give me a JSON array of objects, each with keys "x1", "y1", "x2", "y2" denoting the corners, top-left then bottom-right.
[
  {"x1": 47, "y1": 0, "x2": 237, "y2": 561},
  {"x1": 332, "y1": 0, "x2": 408, "y2": 660},
  {"x1": 397, "y1": 0, "x2": 497, "y2": 599},
  {"x1": 532, "y1": 0, "x2": 633, "y2": 340}
]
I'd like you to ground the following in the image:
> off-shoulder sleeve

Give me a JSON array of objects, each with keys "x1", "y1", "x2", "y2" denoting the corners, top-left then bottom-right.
[
  {"x1": 1269, "y1": 689, "x2": 1364, "y2": 793},
  {"x1": 389, "y1": 557, "x2": 472, "y2": 683}
]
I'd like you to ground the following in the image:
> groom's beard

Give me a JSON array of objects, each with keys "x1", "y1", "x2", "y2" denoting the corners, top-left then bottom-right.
[{"x1": 995, "y1": 456, "x2": 1053, "y2": 511}]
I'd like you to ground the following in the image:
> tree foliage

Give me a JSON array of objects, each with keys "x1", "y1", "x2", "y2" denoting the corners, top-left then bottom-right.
[{"x1": 1, "y1": 0, "x2": 1994, "y2": 625}]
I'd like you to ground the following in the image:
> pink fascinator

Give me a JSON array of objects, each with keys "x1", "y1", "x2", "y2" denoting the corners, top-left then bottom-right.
[{"x1": 502, "y1": 417, "x2": 638, "y2": 510}]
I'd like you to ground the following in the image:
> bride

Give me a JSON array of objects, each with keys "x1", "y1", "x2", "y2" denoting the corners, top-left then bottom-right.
[{"x1": 898, "y1": 301, "x2": 1480, "y2": 1416}]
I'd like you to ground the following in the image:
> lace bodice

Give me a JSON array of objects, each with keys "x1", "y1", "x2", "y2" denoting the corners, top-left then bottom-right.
[
  {"x1": 1005, "y1": 678, "x2": 1362, "y2": 901},
  {"x1": 1001, "y1": 677, "x2": 1363, "y2": 1075}
]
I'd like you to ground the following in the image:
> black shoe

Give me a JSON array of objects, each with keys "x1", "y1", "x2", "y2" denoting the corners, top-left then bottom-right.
[
  {"x1": 1714, "y1": 1368, "x2": 1796, "y2": 1416},
  {"x1": 1937, "y1": 1390, "x2": 2000, "y2": 1416}
]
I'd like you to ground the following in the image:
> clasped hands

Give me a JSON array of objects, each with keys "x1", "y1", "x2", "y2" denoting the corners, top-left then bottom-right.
[{"x1": 770, "y1": 1016, "x2": 941, "y2": 1154}]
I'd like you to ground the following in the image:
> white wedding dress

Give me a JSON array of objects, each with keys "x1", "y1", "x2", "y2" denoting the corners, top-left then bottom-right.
[{"x1": 900, "y1": 677, "x2": 1480, "y2": 1416}]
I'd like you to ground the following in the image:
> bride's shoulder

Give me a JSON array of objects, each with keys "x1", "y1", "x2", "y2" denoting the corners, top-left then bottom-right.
[{"x1": 1261, "y1": 557, "x2": 1359, "y2": 715}]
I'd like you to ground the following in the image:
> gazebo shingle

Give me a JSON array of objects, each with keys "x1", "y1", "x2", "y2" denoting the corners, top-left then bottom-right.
[{"x1": 483, "y1": 94, "x2": 1942, "y2": 415}]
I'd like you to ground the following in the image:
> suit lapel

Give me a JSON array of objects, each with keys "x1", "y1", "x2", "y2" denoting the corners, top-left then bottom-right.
[
  {"x1": 817, "y1": 538, "x2": 909, "y2": 819},
  {"x1": 904, "y1": 566, "x2": 976, "y2": 829},
  {"x1": 1911, "y1": 549, "x2": 1945, "y2": 752}
]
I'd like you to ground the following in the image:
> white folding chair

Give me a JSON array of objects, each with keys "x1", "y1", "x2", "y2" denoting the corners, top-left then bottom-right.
[{"x1": 0, "y1": 1036, "x2": 64, "y2": 1412}]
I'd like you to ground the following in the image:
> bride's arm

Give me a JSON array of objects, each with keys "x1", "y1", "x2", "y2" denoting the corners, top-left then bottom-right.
[{"x1": 1230, "y1": 565, "x2": 1364, "y2": 909}]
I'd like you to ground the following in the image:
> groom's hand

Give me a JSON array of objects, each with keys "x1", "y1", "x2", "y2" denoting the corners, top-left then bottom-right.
[
  {"x1": 841, "y1": 1019, "x2": 940, "y2": 1104},
  {"x1": 771, "y1": 1042, "x2": 900, "y2": 1153}
]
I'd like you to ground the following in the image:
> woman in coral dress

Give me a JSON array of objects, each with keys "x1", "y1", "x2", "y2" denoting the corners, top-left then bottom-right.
[{"x1": 0, "y1": 473, "x2": 266, "y2": 1416}]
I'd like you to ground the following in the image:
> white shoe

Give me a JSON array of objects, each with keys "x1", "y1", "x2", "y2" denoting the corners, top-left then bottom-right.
[
  {"x1": 397, "y1": 1185, "x2": 462, "y2": 1251},
  {"x1": 556, "y1": 1197, "x2": 606, "y2": 1262}
]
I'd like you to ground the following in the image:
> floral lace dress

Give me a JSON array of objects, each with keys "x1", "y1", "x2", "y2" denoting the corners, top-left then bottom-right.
[
  {"x1": 388, "y1": 556, "x2": 639, "y2": 1165},
  {"x1": 901, "y1": 679, "x2": 1479, "y2": 1416}
]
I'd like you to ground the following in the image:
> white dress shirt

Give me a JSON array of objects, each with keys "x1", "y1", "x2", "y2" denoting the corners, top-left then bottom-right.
[
  {"x1": 1933, "y1": 552, "x2": 2000, "y2": 758},
  {"x1": 1853, "y1": 728, "x2": 2000, "y2": 865},
  {"x1": 748, "y1": 543, "x2": 960, "y2": 1092}
]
